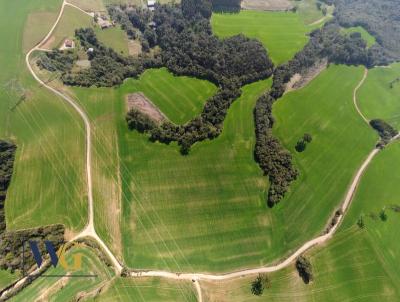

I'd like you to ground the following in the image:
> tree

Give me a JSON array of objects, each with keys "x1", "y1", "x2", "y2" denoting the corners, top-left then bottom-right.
[
  {"x1": 380, "y1": 208, "x2": 388, "y2": 221},
  {"x1": 181, "y1": 0, "x2": 212, "y2": 19},
  {"x1": 251, "y1": 274, "x2": 270, "y2": 296},
  {"x1": 357, "y1": 215, "x2": 365, "y2": 228},
  {"x1": 296, "y1": 255, "x2": 313, "y2": 284},
  {"x1": 295, "y1": 139, "x2": 307, "y2": 152},
  {"x1": 303, "y1": 133, "x2": 312, "y2": 143}
]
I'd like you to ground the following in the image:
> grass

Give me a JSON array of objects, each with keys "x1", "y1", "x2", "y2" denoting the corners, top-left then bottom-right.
[
  {"x1": 88, "y1": 277, "x2": 196, "y2": 301},
  {"x1": 95, "y1": 26, "x2": 130, "y2": 55},
  {"x1": 295, "y1": 0, "x2": 325, "y2": 25},
  {"x1": 0, "y1": 270, "x2": 18, "y2": 291},
  {"x1": 211, "y1": 10, "x2": 317, "y2": 65},
  {"x1": 342, "y1": 26, "x2": 376, "y2": 47},
  {"x1": 272, "y1": 64, "x2": 377, "y2": 258},
  {"x1": 201, "y1": 141, "x2": 400, "y2": 301},
  {"x1": 44, "y1": 5, "x2": 93, "y2": 49},
  {"x1": 358, "y1": 63, "x2": 400, "y2": 129},
  {"x1": 67, "y1": 0, "x2": 106, "y2": 12},
  {"x1": 11, "y1": 246, "x2": 114, "y2": 301},
  {"x1": 0, "y1": 0, "x2": 87, "y2": 233}
]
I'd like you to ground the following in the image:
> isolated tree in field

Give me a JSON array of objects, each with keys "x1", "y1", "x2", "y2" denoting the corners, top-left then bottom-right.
[
  {"x1": 295, "y1": 139, "x2": 307, "y2": 152},
  {"x1": 303, "y1": 133, "x2": 312, "y2": 143},
  {"x1": 357, "y1": 215, "x2": 365, "y2": 229},
  {"x1": 296, "y1": 255, "x2": 313, "y2": 284},
  {"x1": 251, "y1": 274, "x2": 270, "y2": 296},
  {"x1": 380, "y1": 208, "x2": 388, "y2": 221}
]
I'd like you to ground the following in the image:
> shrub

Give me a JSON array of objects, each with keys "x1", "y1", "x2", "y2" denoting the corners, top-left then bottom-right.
[{"x1": 296, "y1": 255, "x2": 313, "y2": 284}]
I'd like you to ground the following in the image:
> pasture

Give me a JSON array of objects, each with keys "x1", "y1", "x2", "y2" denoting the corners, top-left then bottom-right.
[
  {"x1": 88, "y1": 277, "x2": 196, "y2": 301},
  {"x1": 0, "y1": 0, "x2": 87, "y2": 234},
  {"x1": 211, "y1": 10, "x2": 317, "y2": 64},
  {"x1": 358, "y1": 63, "x2": 400, "y2": 129}
]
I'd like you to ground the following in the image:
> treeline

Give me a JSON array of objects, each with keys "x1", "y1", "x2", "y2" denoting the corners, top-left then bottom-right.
[
  {"x1": 334, "y1": 0, "x2": 400, "y2": 64},
  {"x1": 0, "y1": 224, "x2": 65, "y2": 273},
  {"x1": 254, "y1": 94, "x2": 298, "y2": 207},
  {"x1": 0, "y1": 141, "x2": 16, "y2": 234},
  {"x1": 252, "y1": 21, "x2": 377, "y2": 206}
]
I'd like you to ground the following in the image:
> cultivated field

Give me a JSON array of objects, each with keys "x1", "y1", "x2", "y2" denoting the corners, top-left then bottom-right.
[
  {"x1": 211, "y1": 10, "x2": 317, "y2": 64},
  {"x1": 272, "y1": 65, "x2": 377, "y2": 257},
  {"x1": 201, "y1": 141, "x2": 400, "y2": 301},
  {"x1": 0, "y1": 0, "x2": 87, "y2": 235},
  {"x1": 358, "y1": 63, "x2": 400, "y2": 130},
  {"x1": 88, "y1": 277, "x2": 197, "y2": 301}
]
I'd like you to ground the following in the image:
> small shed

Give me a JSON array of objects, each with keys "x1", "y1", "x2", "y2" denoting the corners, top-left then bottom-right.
[{"x1": 148, "y1": 0, "x2": 156, "y2": 11}]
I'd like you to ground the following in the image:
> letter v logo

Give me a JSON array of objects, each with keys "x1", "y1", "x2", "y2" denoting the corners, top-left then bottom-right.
[{"x1": 29, "y1": 241, "x2": 59, "y2": 268}]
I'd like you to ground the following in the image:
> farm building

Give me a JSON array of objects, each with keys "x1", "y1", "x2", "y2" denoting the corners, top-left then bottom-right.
[
  {"x1": 96, "y1": 14, "x2": 113, "y2": 29},
  {"x1": 60, "y1": 39, "x2": 75, "y2": 50},
  {"x1": 148, "y1": 0, "x2": 156, "y2": 11}
]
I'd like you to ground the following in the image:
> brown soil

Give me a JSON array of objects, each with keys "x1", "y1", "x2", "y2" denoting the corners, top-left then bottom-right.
[
  {"x1": 126, "y1": 92, "x2": 167, "y2": 123},
  {"x1": 285, "y1": 59, "x2": 328, "y2": 93},
  {"x1": 128, "y1": 39, "x2": 142, "y2": 56},
  {"x1": 241, "y1": 0, "x2": 293, "y2": 11}
]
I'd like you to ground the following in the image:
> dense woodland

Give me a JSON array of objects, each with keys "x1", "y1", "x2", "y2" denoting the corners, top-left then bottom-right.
[
  {"x1": 211, "y1": 0, "x2": 241, "y2": 12},
  {"x1": 0, "y1": 141, "x2": 16, "y2": 234},
  {"x1": 334, "y1": 0, "x2": 400, "y2": 64}
]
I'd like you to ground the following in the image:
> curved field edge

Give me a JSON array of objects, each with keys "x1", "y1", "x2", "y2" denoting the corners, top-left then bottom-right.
[
  {"x1": 1, "y1": 0, "x2": 87, "y2": 233},
  {"x1": 358, "y1": 63, "x2": 400, "y2": 130},
  {"x1": 211, "y1": 10, "x2": 319, "y2": 65},
  {"x1": 199, "y1": 141, "x2": 400, "y2": 301}
]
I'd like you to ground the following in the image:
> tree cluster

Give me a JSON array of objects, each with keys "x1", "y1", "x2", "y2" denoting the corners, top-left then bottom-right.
[
  {"x1": 254, "y1": 93, "x2": 298, "y2": 207},
  {"x1": 211, "y1": 0, "x2": 241, "y2": 13},
  {"x1": 251, "y1": 274, "x2": 270, "y2": 296},
  {"x1": 295, "y1": 255, "x2": 313, "y2": 284},
  {"x1": 369, "y1": 119, "x2": 398, "y2": 143},
  {"x1": 126, "y1": 109, "x2": 157, "y2": 133},
  {"x1": 39, "y1": 28, "x2": 162, "y2": 87},
  {"x1": 37, "y1": 50, "x2": 77, "y2": 73},
  {"x1": 0, "y1": 141, "x2": 16, "y2": 234},
  {"x1": 295, "y1": 133, "x2": 312, "y2": 152},
  {"x1": 0, "y1": 224, "x2": 65, "y2": 273}
]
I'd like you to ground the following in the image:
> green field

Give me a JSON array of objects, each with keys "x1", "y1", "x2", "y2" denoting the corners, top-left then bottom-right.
[
  {"x1": 211, "y1": 10, "x2": 317, "y2": 64},
  {"x1": 95, "y1": 26, "x2": 130, "y2": 55},
  {"x1": 358, "y1": 63, "x2": 400, "y2": 129},
  {"x1": 88, "y1": 278, "x2": 196, "y2": 301},
  {"x1": 11, "y1": 246, "x2": 114, "y2": 301},
  {"x1": 272, "y1": 65, "x2": 377, "y2": 256},
  {"x1": 45, "y1": 5, "x2": 93, "y2": 49},
  {"x1": 0, "y1": 0, "x2": 87, "y2": 234},
  {"x1": 342, "y1": 26, "x2": 376, "y2": 47},
  {"x1": 202, "y1": 141, "x2": 400, "y2": 301}
]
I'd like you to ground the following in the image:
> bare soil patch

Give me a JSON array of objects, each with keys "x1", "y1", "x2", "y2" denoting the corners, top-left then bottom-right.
[
  {"x1": 128, "y1": 39, "x2": 142, "y2": 56},
  {"x1": 285, "y1": 59, "x2": 328, "y2": 93},
  {"x1": 126, "y1": 92, "x2": 167, "y2": 123},
  {"x1": 40, "y1": 36, "x2": 55, "y2": 50},
  {"x1": 241, "y1": 0, "x2": 293, "y2": 11}
]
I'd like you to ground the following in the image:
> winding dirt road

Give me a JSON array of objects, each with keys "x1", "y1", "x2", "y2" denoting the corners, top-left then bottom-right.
[{"x1": 18, "y1": 2, "x2": 398, "y2": 302}]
